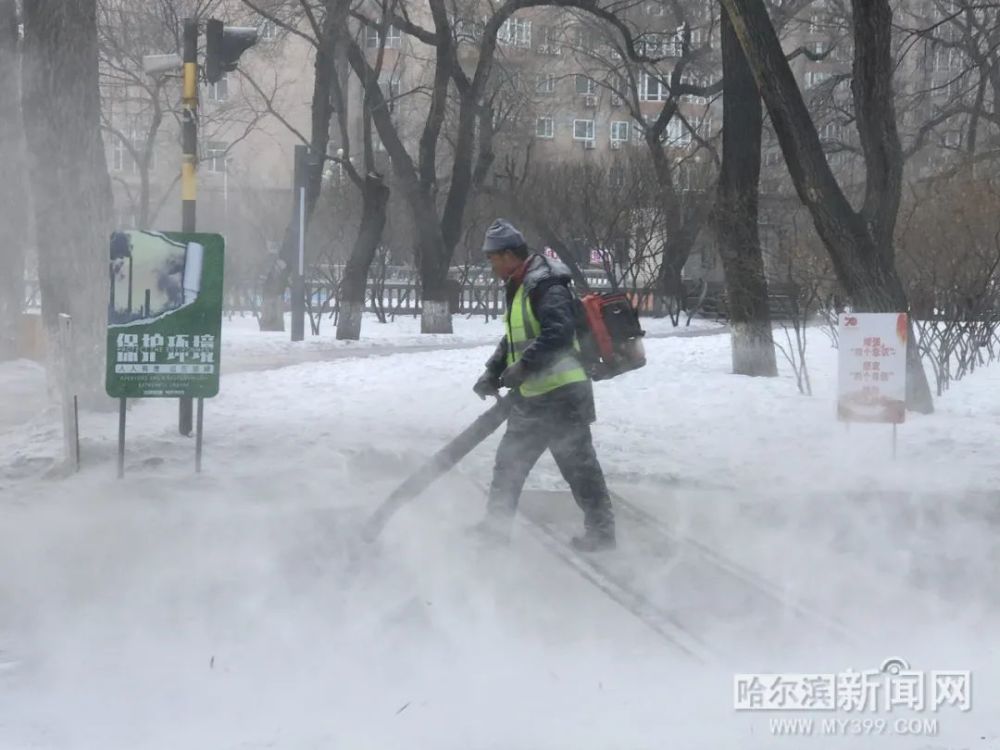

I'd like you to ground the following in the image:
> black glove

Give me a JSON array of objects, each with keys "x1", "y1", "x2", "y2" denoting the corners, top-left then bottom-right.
[
  {"x1": 499, "y1": 360, "x2": 527, "y2": 390},
  {"x1": 473, "y1": 371, "x2": 500, "y2": 400}
]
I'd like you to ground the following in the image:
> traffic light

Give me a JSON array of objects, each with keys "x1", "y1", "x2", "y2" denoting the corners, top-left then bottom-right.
[{"x1": 205, "y1": 19, "x2": 258, "y2": 83}]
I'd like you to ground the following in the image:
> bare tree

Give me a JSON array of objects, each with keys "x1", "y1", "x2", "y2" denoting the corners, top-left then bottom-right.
[
  {"x1": 97, "y1": 0, "x2": 182, "y2": 230},
  {"x1": 717, "y1": 4, "x2": 777, "y2": 376},
  {"x1": 508, "y1": 152, "x2": 667, "y2": 296},
  {"x1": 558, "y1": 6, "x2": 719, "y2": 317},
  {"x1": 21, "y1": 0, "x2": 113, "y2": 401},
  {"x1": 242, "y1": 0, "x2": 392, "y2": 340},
  {"x1": 897, "y1": 1, "x2": 1000, "y2": 173},
  {"x1": 0, "y1": 0, "x2": 29, "y2": 361},
  {"x1": 340, "y1": 0, "x2": 562, "y2": 333},
  {"x1": 241, "y1": 0, "x2": 338, "y2": 331},
  {"x1": 719, "y1": 0, "x2": 934, "y2": 412},
  {"x1": 330, "y1": 0, "x2": 391, "y2": 340}
]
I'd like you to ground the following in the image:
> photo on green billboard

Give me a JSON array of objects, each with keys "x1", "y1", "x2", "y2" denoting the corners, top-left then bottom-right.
[{"x1": 106, "y1": 231, "x2": 225, "y2": 399}]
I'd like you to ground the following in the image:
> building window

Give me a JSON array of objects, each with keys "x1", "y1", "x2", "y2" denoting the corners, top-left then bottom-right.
[
  {"x1": 609, "y1": 165, "x2": 625, "y2": 188},
  {"x1": 204, "y1": 141, "x2": 228, "y2": 173},
  {"x1": 453, "y1": 16, "x2": 484, "y2": 41},
  {"x1": 944, "y1": 130, "x2": 962, "y2": 148},
  {"x1": 575, "y1": 74, "x2": 596, "y2": 95},
  {"x1": 821, "y1": 122, "x2": 843, "y2": 142},
  {"x1": 498, "y1": 17, "x2": 531, "y2": 48},
  {"x1": 809, "y1": 14, "x2": 823, "y2": 33},
  {"x1": 573, "y1": 119, "x2": 595, "y2": 141},
  {"x1": 805, "y1": 70, "x2": 831, "y2": 88},
  {"x1": 639, "y1": 71, "x2": 668, "y2": 102},
  {"x1": 572, "y1": 25, "x2": 597, "y2": 52},
  {"x1": 112, "y1": 137, "x2": 129, "y2": 173},
  {"x1": 681, "y1": 73, "x2": 710, "y2": 105},
  {"x1": 645, "y1": 2, "x2": 665, "y2": 15},
  {"x1": 833, "y1": 42, "x2": 852, "y2": 62},
  {"x1": 665, "y1": 118, "x2": 691, "y2": 147},
  {"x1": 610, "y1": 120, "x2": 630, "y2": 144},
  {"x1": 536, "y1": 116, "x2": 554, "y2": 138},
  {"x1": 669, "y1": 26, "x2": 688, "y2": 56},
  {"x1": 536, "y1": 74, "x2": 556, "y2": 95},
  {"x1": 208, "y1": 72, "x2": 228, "y2": 102},
  {"x1": 366, "y1": 25, "x2": 401, "y2": 49},
  {"x1": 933, "y1": 47, "x2": 962, "y2": 72},
  {"x1": 111, "y1": 130, "x2": 155, "y2": 174},
  {"x1": 535, "y1": 24, "x2": 559, "y2": 54},
  {"x1": 695, "y1": 115, "x2": 714, "y2": 138},
  {"x1": 636, "y1": 35, "x2": 652, "y2": 57},
  {"x1": 258, "y1": 18, "x2": 276, "y2": 41}
]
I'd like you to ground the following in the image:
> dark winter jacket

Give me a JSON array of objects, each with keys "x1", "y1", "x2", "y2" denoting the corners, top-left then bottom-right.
[{"x1": 485, "y1": 253, "x2": 596, "y2": 424}]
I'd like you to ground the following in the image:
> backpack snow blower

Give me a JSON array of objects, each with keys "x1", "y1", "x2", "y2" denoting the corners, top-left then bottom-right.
[{"x1": 576, "y1": 291, "x2": 647, "y2": 381}]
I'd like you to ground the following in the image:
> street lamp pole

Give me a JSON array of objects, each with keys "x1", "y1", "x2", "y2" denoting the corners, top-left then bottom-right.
[{"x1": 291, "y1": 144, "x2": 308, "y2": 342}]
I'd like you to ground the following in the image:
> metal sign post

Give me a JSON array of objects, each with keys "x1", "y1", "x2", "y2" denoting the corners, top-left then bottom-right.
[
  {"x1": 118, "y1": 398, "x2": 126, "y2": 479},
  {"x1": 291, "y1": 144, "x2": 308, "y2": 342},
  {"x1": 57, "y1": 314, "x2": 79, "y2": 472}
]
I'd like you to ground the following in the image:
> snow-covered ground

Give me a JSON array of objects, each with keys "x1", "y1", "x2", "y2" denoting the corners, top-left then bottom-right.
[{"x1": 0, "y1": 319, "x2": 997, "y2": 748}]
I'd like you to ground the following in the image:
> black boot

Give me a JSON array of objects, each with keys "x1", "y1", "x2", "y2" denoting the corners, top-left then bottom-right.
[{"x1": 570, "y1": 526, "x2": 616, "y2": 553}]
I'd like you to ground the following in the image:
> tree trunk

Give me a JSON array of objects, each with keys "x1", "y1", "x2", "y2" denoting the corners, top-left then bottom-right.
[
  {"x1": 415, "y1": 219, "x2": 453, "y2": 334},
  {"x1": 655, "y1": 256, "x2": 685, "y2": 319},
  {"x1": 0, "y1": 0, "x2": 28, "y2": 361},
  {"x1": 645, "y1": 117, "x2": 711, "y2": 322},
  {"x1": 654, "y1": 213, "x2": 707, "y2": 320},
  {"x1": 336, "y1": 173, "x2": 390, "y2": 340},
  {"x1": 22, "y1": 0, "x2": 112, "y2": 403},
  {"x1": 402, "y1": 185, "x2": 452, "y2": 333},
  {"x1": 717, "y1": 5, "x2": 777, "y2": 377},
  {"x1": 719, "y1": 0, "x2": 933, "y2": 411}
]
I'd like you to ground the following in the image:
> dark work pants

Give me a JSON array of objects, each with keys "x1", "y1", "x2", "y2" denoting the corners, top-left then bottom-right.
[{"x1": 486, "y1": 406, "x2": 615, "y2": 536}]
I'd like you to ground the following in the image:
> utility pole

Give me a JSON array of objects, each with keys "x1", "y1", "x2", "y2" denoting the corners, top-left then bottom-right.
[
  {"x1": 141, "y1": 18, "x2": 256, "y2": 443},
  {"x1": 178, "y1": 17, "x2": 198, "y2": 437}
]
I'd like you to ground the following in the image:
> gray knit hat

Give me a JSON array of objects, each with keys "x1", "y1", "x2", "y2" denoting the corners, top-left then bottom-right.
[{"x1": 482, "y1": 218, "x2": 526, "y2": 253}]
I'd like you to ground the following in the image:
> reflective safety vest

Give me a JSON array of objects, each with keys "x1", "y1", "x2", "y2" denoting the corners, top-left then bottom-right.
[{"x1": 506, "y1": 283, "x2": 588, "y2": 398}]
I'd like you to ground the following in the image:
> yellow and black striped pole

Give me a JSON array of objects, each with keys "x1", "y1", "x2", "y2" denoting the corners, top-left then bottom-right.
[{"x1": 179, "y1": 17, "x2": 198, "y2": 437}]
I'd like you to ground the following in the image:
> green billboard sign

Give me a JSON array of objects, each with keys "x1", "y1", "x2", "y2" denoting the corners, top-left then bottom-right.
[{"x1": 106, "y1": 231, "x2": 224, "y2": 399}]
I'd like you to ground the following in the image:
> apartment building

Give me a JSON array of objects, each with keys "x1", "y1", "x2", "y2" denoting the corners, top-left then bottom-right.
[{"x1": 100, "y1": 0, "x2": 977, "y2": 291}]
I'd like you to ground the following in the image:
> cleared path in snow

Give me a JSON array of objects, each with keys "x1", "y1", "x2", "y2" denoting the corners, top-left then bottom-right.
[{"x1": 222, "y1": 323, "x2": 726, "y2": 375}]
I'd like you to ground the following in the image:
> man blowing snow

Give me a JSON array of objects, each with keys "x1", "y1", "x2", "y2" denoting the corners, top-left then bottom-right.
[{"x1": 471, "y1": 219, "x2": 616, "y2": 552}]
